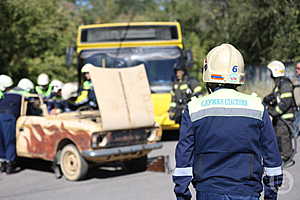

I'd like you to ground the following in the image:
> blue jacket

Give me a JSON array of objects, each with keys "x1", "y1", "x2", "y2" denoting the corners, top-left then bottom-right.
[
  {"x1": 173, "y1": 88, "x2": 282, "y2": 199},
  {"x1": 0, "y1": 93, "x2": 22, "y2": 118}
]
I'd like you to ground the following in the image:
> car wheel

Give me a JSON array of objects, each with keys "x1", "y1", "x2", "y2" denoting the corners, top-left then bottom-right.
[
  {"x1": 124, "y1": 156, "x2": 147, "y2": 172},
  {"x1": 60, "y1": 144, "x2": 88, "y2": 181}
]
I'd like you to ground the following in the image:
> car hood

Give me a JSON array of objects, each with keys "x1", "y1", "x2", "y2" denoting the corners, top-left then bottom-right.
[{"x1": 84, "y1": 64, "x2": 155, "y2": 131}]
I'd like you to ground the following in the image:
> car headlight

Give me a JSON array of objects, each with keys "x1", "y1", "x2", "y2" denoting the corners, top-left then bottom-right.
[
  {"x1": 147, "y1": 123, "x2": 162, "y2": 142},
  {"x1": 91, "y1": 132, "x2": 107, "y2": 148}
]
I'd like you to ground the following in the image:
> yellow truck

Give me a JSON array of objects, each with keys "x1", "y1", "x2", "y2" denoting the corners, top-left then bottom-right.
[
  {"x1": 16, "y1": 65, "x2": 162, "y2": 181},
  {"x1": 76, "y1": 22, "x2": 192, "y2": 130}
]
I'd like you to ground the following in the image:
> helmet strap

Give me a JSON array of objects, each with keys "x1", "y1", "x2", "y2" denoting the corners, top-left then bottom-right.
[
  {"x1": 206, "y1": 83, "x2": 239, "y2": 93},
  {"x1": 206, "y1": 84, "x2": 213, "y2": 94}
]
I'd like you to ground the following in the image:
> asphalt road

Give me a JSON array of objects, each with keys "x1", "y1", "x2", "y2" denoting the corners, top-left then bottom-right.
[{"x1": 0, "y1": 133, "x2": 299, "y2": 200}]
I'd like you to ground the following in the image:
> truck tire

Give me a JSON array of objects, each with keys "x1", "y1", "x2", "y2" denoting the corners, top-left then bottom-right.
[
  {"x1": 60, "y1": 144, "x2": 88, "y2": 181},
  {"x1": 124, "y1": 156, "x2": 147, "y2": 172}
]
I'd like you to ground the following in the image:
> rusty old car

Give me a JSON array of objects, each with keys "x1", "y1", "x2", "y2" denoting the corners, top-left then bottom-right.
[{"x1": 16, "y1": 65, "x2": 162, "y2": 181}]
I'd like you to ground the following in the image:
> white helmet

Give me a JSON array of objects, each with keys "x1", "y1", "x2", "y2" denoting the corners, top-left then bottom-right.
[
  {"x1": 81, "y1": 63, "x2": 95, "y2": 73},
  {"x1": 267, "y1": 60, "x2": 285, "y2": 77},
  {"x1": 50, "y1": 79, "x2": 64, "y2": 93},
  {"x1": 61, "y1": 82, "x2": 78, "y2": 100},
  {"x1": 37, "y1": 73, "x2": 50, "y2": 86},
  {"x1": 0, "y1": 74, "x2": 13, "y2": 91},
  {"x1": 203, "y1": 43, "x2": 245, "y2": 84},
  {"x1": 18, "y1": 78, "x2": 34, "y2": 91}
]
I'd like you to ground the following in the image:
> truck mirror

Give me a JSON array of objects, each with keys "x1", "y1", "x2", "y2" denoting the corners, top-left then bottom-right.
[
  {"x1": 66, "y1": 46, "x2": 75, "y2": 66},
  {"x1": 184, "y1": 50, "x2": 193, "y2": 68}
]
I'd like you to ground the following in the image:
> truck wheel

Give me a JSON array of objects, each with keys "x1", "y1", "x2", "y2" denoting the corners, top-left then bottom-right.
[
  {"x1": 124, "y1": 156, "x2": 147, "y2": 172},
  {"x1": 60, "y1": 144, "x2": 88, "y2": 181}
]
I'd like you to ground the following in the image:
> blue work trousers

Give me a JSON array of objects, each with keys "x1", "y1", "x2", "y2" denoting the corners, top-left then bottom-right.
[
  {"x1": 0, "y1": 114, "x2": 16, "y2": 162},
  {"x1": 196, "y1": 192, "x2": 259, "y2": 200}
]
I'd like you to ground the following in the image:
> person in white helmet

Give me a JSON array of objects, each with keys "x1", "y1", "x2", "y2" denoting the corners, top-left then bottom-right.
[
  {"x1": 0, "y1": 93, "x2": 22, "y2": 174},
  {"x1": 47, "y1": 80, "x2": 64, "y2": 114},
  {"x1": 0, "y1": 78, "x2": 38, "y2": 174},
  {"x1": 173, "y1": 44, "x2": 282, "y2": 200},
  {"x1": 263, "y1": 61, "x2": 297, "y2": 166},
  {"x1": 61, "y1": 82, "x2": 79, "y2": 112},
  {"x1": 0, "y1": 78, "x2": 34, "y2": 174},
  {"x1": 8, "y1": 78, "x2": 34, "y2": 96},
  {"x1": 35, "y1": 73, "x2": 53, "y2": 99},
  {"x1": 75, "y1": 64, "x2": 97, "y2": 108},
  {"x1": 0, "y1": 75, "x2": 14, "y2": 99},
  {"x1": 61, "y1": 82, "x2": 78, "y2": 101},
  {"x1": 0, "y1": 74, "x2": 14, "y2": 173},
  {"x1": 50, "y1": 80, "x2": 64, "y2": 95}
]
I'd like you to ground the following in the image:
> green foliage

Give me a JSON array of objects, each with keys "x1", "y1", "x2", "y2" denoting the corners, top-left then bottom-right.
[
  {"x1": 0, "y1": 0, "x2": 78, "y2": 83},
  {"x1": 196, "y1": 0, "x2": 300, "y2": 64},
  {"x1": 0, "y1": 0, "x2": 299, "y2": 86},
  {"x1": 26, "y1": 51, "x2": 77, "y2": 84}
]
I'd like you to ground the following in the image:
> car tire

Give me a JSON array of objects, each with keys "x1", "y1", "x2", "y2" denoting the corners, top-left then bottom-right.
[
  {"x1": 124, "y1": 156, "x2": 147, "y2": 172},
  {"x1": 60, "y1": 144, "x2": 88, "y2": 181}
]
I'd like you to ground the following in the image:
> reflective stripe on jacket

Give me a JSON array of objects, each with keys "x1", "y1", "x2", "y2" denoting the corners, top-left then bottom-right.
[
  {"x1": 173, "y1": 88, "x2": 282, "y2": 199},
  {"x1": 265, "y1": 77, "x2": 296, "y2": 120},
  {"x1": 170, "y1": 76, "x2": 202, "y2": 106},
  {"x1": 75, "y1": 80, "x2": 93, "y2": 104},
  {"x1": 35, "y1": 85, "x2": 53, "y2": 98},
  {"x1": 9, "y1": 87, "x2": 31, "y2": 97},
  {"x1": 83, "y1": 81, "x2": 92, "y2": 90},
  {"x1": 169, "y1": 75, "x2": 202, "y2": 121}
]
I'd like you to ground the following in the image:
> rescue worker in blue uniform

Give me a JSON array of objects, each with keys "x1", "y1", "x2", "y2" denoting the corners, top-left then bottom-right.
[
  {"x1": 0, "y1": 78, "x2": 34, "y2": 174},
  {"x1": 0, "y1": 75, "x2": 14, "y2": 172},
  {"x1": 169, "y1": 62, "x2": 203, "y2": 124},
  {"x1": 0, "y1": 93, "x2": 22, "y2": 174},
  {"x1": 173, "y1": 44, "x2": 283, "y2": 200},
  {"x1": 10, "y1": 78, "x2": 34, "y2": 97},
  {"x1": 263, "y1": 61, "x2": 297, "y2": 166},
  {"x1": 47, "y1": 79, "x2": 65, "y2": 114}
]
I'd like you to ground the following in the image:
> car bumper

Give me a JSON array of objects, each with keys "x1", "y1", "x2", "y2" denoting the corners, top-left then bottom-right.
[{"x1": 81, "y1": 143, "x2": 163, "y2": 159}]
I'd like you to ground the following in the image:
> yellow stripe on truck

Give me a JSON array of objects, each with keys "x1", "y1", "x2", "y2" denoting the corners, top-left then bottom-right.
[{"x1": 151, "y1": 93, "x2": 179, "y2": 130}]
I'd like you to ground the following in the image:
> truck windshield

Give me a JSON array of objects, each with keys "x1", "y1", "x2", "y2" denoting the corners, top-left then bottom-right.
[{"x1": 79, "y1": 46, "x2": 182, "y2": 92}]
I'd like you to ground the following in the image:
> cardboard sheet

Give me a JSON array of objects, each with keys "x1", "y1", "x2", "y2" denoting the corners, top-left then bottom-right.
[{"x1": 87, "y1": 64, "x2": 155, "y2": 130}]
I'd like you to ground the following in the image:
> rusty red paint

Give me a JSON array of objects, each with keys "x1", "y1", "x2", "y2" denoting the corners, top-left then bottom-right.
[{"x1": 24, "y1": 122, "x2": 90, "y2": 161}]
